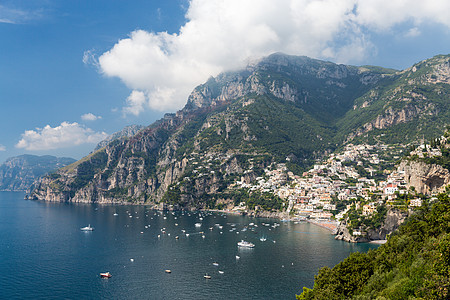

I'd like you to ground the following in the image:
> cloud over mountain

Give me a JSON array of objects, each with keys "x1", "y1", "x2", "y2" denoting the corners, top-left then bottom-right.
[
  {"x1": 97, "y1": 0, "x2": 450, "y2": 113},
  {"x1": 16, "y1": 122, "x2": 108, "y2": 151}
]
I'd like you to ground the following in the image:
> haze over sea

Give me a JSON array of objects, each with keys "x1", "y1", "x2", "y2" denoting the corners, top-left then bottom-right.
[{"x1": 0, "y1": 192, "x2": 378, "y2": 299}]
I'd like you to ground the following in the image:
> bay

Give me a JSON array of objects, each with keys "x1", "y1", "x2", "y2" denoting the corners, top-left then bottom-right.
[{"x1": 0, "y1": 192, "x2": 378, "y2": 299}]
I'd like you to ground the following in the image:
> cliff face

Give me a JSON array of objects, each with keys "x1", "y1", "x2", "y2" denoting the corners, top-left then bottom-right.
[
  {"x1": 335, "y1": 209, "x2": 408, "y2": 243},
  {"x1": 399, "y1": 160, "x2": 450, "y2": 194},
  {"x1": 0, "y1": 155, "x2": 75, "y2": 191}
]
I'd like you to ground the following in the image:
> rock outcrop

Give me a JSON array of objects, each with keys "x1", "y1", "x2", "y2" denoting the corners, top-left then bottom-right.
[
  {"x1": 335, "y1": 209, "x2": 408, "y2": 243},
  {"x1": 399, "y1": 160, "x2": 450, "y2": 194},
  {"x1": 94, "y1": 125, "x2": 145, "y2": 151}
]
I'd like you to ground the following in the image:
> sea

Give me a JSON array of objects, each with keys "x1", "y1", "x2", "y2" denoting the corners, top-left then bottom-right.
[{"x1": 0, "y1": 191, "x2": 378, "y2": 299}]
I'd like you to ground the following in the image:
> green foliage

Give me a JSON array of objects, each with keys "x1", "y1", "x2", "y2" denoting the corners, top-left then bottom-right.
[
  {"x1": 297, "y1": 191, "x2": 450, "y2": 299},
  {"x1": 161, "y1": 184, "x2": 181, "y2": 205},
  {"x1": 337, "y1": 55, "x2": 450, "y2": 145},
  {"x1": 421, "y1": 147, "x2": 450, "y2": 171},
  {"x1": 69, "y1": 150, "x2": 108, "y2": 190}
]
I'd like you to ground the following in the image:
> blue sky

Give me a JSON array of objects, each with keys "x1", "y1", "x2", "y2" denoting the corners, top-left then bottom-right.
[{"x1": 0, "y1": 0, "x2": 449, "y2": 164}]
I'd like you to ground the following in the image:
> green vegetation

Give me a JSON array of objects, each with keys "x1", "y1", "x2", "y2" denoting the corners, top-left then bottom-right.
[
  {"x1": 337, "y1": 55, "x2": 450, "y2": 145},
  {"x1": 69, "y1": 150, "x2": 108, "y2": 190},
  {"x1": 161, "y1": 184, "x2": 181, "y2": 205},
  {"x1": 225, "y1": 188, "x2": 284, "y2": 211},
  {"x1": 420, "y1": 147, "x2": 450, "y2": 172},
  {"x1": 297, "y1": 191, "x2": 450, "y2": 299}
]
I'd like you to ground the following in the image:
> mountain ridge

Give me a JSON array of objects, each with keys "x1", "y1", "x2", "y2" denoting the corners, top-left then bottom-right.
[{"x1": 31, "y1": 53, "x2": 449, "y2": 206}]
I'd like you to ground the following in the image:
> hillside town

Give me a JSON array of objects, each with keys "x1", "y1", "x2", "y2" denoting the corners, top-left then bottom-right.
[{"x1": 232, "y1": 143, "x2": 435, "y2": 227}]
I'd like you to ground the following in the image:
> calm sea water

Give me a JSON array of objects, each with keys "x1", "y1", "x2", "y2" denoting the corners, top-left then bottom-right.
[{"x1": 0, "y1": 192, "x2": 378, "y2": 299}]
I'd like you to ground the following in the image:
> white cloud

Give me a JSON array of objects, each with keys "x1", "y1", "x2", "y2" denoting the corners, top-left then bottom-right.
[
  {"x1": 0, "y1": 145, "x2": 5, "y2": 151},
  {"x1": 82, "y1": 49, "x2": 100, "y2": 68},
  {"x1": 16, "y1": 122, "x2": 108, "y2": 151},
  {"x1": 81, "y1": 113, "x2": 102, "y2": 121},
  {"x1": 98, "y1": 0, "x2": 450, "y2": 113},
  {"x1": 123, "y1": 90, "x2": 147, "y2": 116}
]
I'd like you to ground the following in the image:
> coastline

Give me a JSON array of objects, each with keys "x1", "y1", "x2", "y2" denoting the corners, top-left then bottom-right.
[{"x1": 306, "y1": 219, "x2": 339, "y2": 233}]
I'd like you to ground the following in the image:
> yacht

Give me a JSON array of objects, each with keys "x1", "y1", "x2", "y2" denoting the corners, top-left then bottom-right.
[
  {"x1": 237, "y1": 240, "x2": 255, "y2": 248},
  {"x1": 80, "y1": 224, "x2": 94, "y2": 231}
]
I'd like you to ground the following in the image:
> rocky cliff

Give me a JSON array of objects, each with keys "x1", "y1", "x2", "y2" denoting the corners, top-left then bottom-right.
[
  {"x1": 335, "y1": 209, "x2": 408, "y2": 243},
  {"x1": 94, "y1": 124, "x2": 145, "y2": 151},
  {"x1": 399, "y1": 160, "x2": 450, "y2": 194}
]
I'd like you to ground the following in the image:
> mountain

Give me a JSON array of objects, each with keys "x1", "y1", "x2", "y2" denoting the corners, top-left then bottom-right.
[
  {"x1": 339, "y1": 54, "x2": 450, "y2": 144},
  {"x1": 94, "y1": 124, "x2": 145, "y2": 151},
  {"x1": 31, "y1": 53, "x2": 450, "y2": 206},
  {"x1": 0, "y1": 155, "x2": 76, "y2": 191}
]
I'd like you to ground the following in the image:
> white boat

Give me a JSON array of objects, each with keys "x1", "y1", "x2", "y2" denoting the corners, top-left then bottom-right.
[
  {"x1": 195, "y1": 223, "x2": 202, "y2": 227},
  {"x1": 113, "y1": 213, "x2": 118, "y2": 216},
  {"x1": 260, "y1": 236, "x2": 267, "y2": 242},
  {"x1": 80, "y1": 224, "x2": 94, "y2": 231},
  {"x1": 218, "y1": 270, "x2": 224, "y2": 274},
  {"x1": 100, "y1": 272, "x2": 112, "y2": 278},
  {"x1": 212, "y1": 262, "x2": 219, "y2": 266},
  {"x1": 204, "y1": 273, "x2": 211, "y2": 279},
  {"x1": 237, "y1": 240, "x2": 255, "y2": 248}
]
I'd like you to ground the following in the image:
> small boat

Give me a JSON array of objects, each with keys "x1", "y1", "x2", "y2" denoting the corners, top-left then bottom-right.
[
  {"x1": 100, "y1": 272, "x2": 112, "y2": 278},
  {"x1": 236, "y1": 255, "x2": 240, "y2": 259},
  {"x1": 195, "y1": 223, "x2": 202, "y2": 227},
  {"x1": 218, "y1": 270, "x2": 224, "y2": 274},
  {"x1": 165, "y1": 270, "x2": 172, "y2": 273},
  {"x1": 260, "y1": 236, "x2": 267, "y2": 242},
  {"x1": 237, "y1": 240, "x2": 255, "y2": 248},
  {"x1": 204, "y1": 274, "x2": 211, "y2": 279},
  {"x1": 80, "y1": 224, "x2": 94, "y2": 231},
  {"x1": 212, "y1": 262, "x2": 219, "y2": 266}
]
